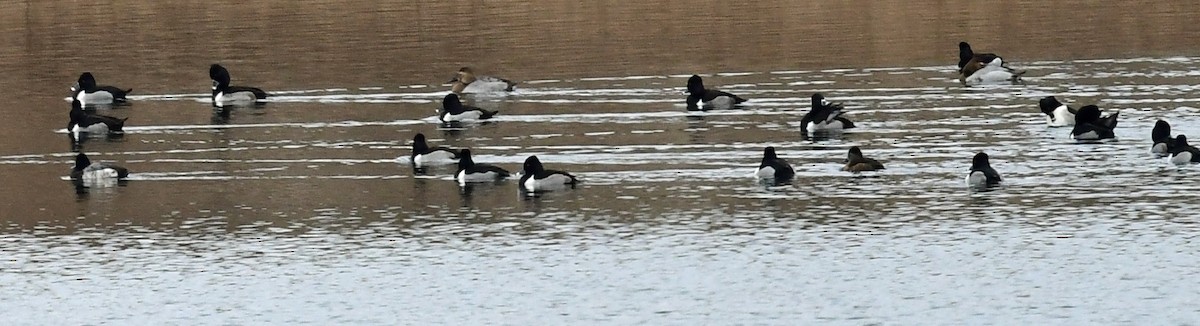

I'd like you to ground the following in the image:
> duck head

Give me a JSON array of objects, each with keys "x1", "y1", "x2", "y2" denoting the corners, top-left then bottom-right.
[
  {"x1": 209, "y1": 64, "x2": 232, "y2": 94},
  {"x1": 971, "y1": 152, "x2": 991, "y2": 170},
  {"x1": 442, "y1": 93, "x2": 465, "y2": 115},
  {"x1": 1075, "y1": 105, "x2": 1102, "y2": 124},
  {"x1": 73, "y1": 153, "x2": 91, "y2": 171},
  {"x1": 1153, "y1": 120, "x2": 1172, "y2": 142},
  {"x1": 686, "y1": 75, "x2": 705, "y2": 96},
  {"x1": 523, "y1": 155, "x2": 545, "y2": 175}
]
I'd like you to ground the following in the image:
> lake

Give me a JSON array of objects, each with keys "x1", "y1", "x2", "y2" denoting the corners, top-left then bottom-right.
[{"x1": 2, "y1": 1, "x2": 1200, "y2": 324}]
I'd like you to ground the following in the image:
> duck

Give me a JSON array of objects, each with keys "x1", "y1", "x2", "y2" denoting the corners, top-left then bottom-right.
[
  {"x1": 842, "y1": 146, "x2": 885, "y2": 172},
  {"x1": 966, "y1": 152, "x2": 1002, "y2": 189},
  {"x1": 754, "y1": 146, "x2": 795, "y2": 183},
  {"x1": 439, "y1": 93, "x2": 498, "y2": 123},
  {"x1": 210, "y1": 64, "x2": 267, "y2": 106},
  {"x1": 71, "y1": 72, "x2": 132, "y2": 105},
  {"x1": 1169, "y1": 135, "x2": 1200, "y2": 166},
  {"x1": 450, "y1": 67, "x2": 517, "y2": 94},
  {"x1": 1070, "y1": 105, "x2": 1118, "y2": 141},
  {"x1": 519, "y1": 155, "x2": 578, "y2": 192},
  {"x1": 685, "y1": 75, "x2": 748, "y2": 110},
  {"x1": 456, "y1": 149, "x2": 511, "y2": 184},
  {"x1": 71, "y1": 152, "x2": 129, "y2": 181},
  {"x1": 961, "y1": 57, "x2": 1024, "y2": 85},
  {"x1": 958, "y1": 42, "x2": 1007, "y2": 77},
  {"x1": 801, "y1": 93, "x2": 855, "y2": 134},
  {"x1": 68, "y1": 99, "x2": 126, "y2": 137},
  {"x1": 1151, "y1": 120, "x2": 1178, "y2": 157},
  {"x1": 1038, "y1": 96, "x2": 1076, "y2": 127},
  {"x1": 409, "y1": 133, "x2": 461, "y2": 166}
]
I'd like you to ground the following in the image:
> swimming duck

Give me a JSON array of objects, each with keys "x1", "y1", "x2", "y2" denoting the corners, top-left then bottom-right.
[
  {"x1": 1169, "y1": 135, "x2": 1200, "y2": 165},
  {"x1": 958, "y1": 42, "x2": 1007, "y2": 77},
  {"x1": 801, "y1": 93, "x2": 855, "y2": 135},
  {"x1": 1151, "y1": 120, "x2": 1178, "y2": 157},
  {"x1": 755, "y1": 146, "x2": 795, "y2": 183},
  {"x1": 68, "y1": 99, "x2": 126, "y2": 137},
  {"x1": 966, "y1": 152, "x2": 1002, "y2": 189},
  {"x1": 450, "y1": 67, "x2": 517, "y2": 94},
  {"x1": 71, "y1": 152, "x2": 129, "y2": 181},
  {"x1": 439, "y1": 93, "x2": 498, "y2": 123},
  {"x1": 1070, "y1": 105, "x2": 1118, "y2": 141},
  {"x1": 409, "y1": 133, "x2": 462, "y2": 166},
  {"x1": 961, "y1": 57, "x2": 1024, "y2": 85},
  {"x1": 210, "y1": 64, "x2": 267, "y2": 106},
  {"x1": 456, "y1": 149, "x2": 511, "y2": 184},
  {"x1": 842, "y1": 146, "x2": 885, "y2": 172},
  {"x1": 519, "y1": 155, "x2": 578, "y2": 192},
  {"x1": 1038, "y1": 96, "x2": 1076, "y2": 127},
  {"x1": 685, "y1": 75, "x2": 748, "y2": 110},
  {"x1": 71, "y1": 72, "x2": 131, "y2": 105}
]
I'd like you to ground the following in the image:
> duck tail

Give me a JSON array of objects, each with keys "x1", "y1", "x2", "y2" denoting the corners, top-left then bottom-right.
[{"x1": 481, "y1": 110, "x2": 499, "y2": 119}]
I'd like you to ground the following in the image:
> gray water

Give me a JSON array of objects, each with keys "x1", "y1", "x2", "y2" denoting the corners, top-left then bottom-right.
[{"x1": 3, "y1": 1, "x2": 1200, "y2": 325}]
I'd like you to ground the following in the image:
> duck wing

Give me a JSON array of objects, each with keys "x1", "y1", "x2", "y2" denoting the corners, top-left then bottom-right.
[
  {"x1": 702, "y1": 89, "x2": 746, "y2": 103},
  {"x1": 228, "y1": 86, "x2": 269, "y2": 99}
]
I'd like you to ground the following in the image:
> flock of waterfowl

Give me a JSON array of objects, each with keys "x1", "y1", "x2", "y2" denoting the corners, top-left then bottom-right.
[{"x1": 63, "y1": 41, "x2": 1199, "y2": 193}]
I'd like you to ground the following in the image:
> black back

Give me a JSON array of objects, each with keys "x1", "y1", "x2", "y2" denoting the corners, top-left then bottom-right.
[
  {"x1": 759, "y1": 147, "x2": 795, "y2": 181},
  {"x1": 801, "y1": 93, "x2": 848, "y2": 133},
  {"x1": 970, "y1": 152, "x2": 1002, "y2": 185}
]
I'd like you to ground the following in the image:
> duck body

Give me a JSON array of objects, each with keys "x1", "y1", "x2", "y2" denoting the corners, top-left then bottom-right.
[
  {"x1": 210, "y1": 64, "x2": 267, "y2": 107},
  {"x1": 439, "y1": 93, "x2": 498, "y2": 122},
  {"x1": 72, "y1": 72, "x2": 131, "y2": 105},
  {"x1": 519, "y1": 156, "x2": 578, "y2": 192},
  {"x1": 685, "y1": 75, "x2": 747, "y2": 110},
  {"x1": 801, "y1": 93, "x2": 856, "y2": 134}
]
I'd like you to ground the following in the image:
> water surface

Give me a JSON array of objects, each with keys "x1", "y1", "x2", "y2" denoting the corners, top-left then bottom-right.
[{"x1": 2, "y1": 1, "x2": 1200, "y2": 324}]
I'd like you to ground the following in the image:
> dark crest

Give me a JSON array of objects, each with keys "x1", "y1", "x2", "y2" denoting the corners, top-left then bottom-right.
[
  {"x1": 1075, "y1": 105, "x2": 1102, "y2": 124},
  {"x1": 971, "y1": 152, "x2": 990, "y2": 169},
  {"x1": 442, "y1": 93, "x2": 465, "y2": 115},
  {"x1": 209, "y1": 64, "x2": 232, "y2": 86},
  {"x1": 523, "y1": 155, "x2": 544, "y2": 174},
  {"x1": 457, "y1": 148, "x2": 475, "y2": 169},
  {"x1": 1153, "y1": 120, "x2": 1172, "y2": 142},
  {"x1": 1038, "y1": 96, "x2": 1063, "y2": 115},
  {"x1": 686, "y1": 75, "x2": 705, "y2": 95},
  {"x1": 74, "y1": 153, "x2": 92, "y2": 171},
  {"x1": 762, "y1": 147, "x2": 778, "y2": 161},
  {"x1": 957, "y1": 42, "x2": 974, "y2": 69},
  {"x1": 848, "y1": 146, "x2": 863, "y2": 158},
  {"x1": 77, "y1": 72, "x2": 98, "y2": 91}
]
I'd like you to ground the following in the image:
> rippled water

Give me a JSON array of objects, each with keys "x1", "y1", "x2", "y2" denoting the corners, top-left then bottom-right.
[{"x1": 4, "y1": 1, "x2": 1200, "y2": 324}]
